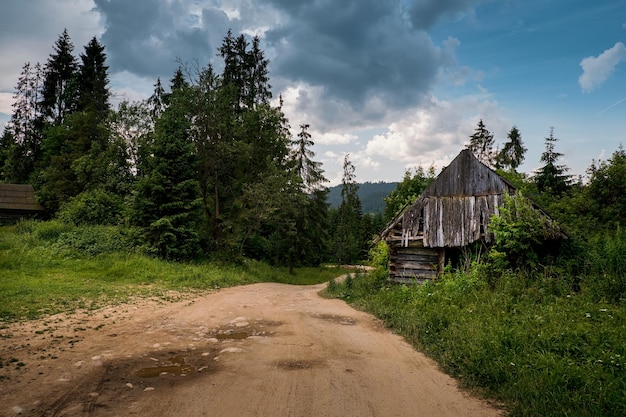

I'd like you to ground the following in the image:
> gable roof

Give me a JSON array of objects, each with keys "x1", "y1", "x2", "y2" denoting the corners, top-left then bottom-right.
[
  {"x1": 422, "y1": 149, "x2": 514, "y2": 198},
  {"x1": 0, "y1": 184, "x2": 44, "y2": 212}
]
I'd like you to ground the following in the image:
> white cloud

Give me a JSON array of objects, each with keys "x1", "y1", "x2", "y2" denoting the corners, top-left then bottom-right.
[
  {"x1": 0, "y1": 92, "x2": 13, "y2": 115},
  {"x1": 579, "y1": 42, "x2": 626, "y2": 92},
  {"x1": 364, "y1": 94, "x2": 507, "y2": 168}
]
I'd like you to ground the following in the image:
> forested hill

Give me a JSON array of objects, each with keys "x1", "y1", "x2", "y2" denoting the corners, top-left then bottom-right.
[{"x1": 327, "y1": 182, "x2": 398, "y2": 213}]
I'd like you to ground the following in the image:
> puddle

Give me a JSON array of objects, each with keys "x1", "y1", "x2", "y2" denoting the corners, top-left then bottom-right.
[
  {"x1": 313, "y1": 314, "x2": 357, "y2": 326},
  {"x1": 134, "y1": 355, "x2": 195, "y2": 378},
  {"x1": 215, "y1": 331, "x2": 248, "y2": 340},
  {"x1": 275, "y1": 359, "x2": 323, "y2": 370}
]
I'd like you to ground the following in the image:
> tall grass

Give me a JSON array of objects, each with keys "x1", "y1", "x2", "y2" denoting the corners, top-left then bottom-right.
[
  {"x1": 0, "y1": 221, "x2": 349, "y2": 322},
  {"x1": 326, "y1": 264, "x2": 626, "y2": 416}
]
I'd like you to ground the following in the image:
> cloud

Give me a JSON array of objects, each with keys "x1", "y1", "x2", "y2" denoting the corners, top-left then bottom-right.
[
  {"x1": 0, "y1": 0, "x2": 101, "y2": 90},
  {"x1": 93, "y1": 0, "x2": 234, "y2": 80},
  {"x1": 265, "y1": 0, "x2": 448, "y2": 118},
  {"x1": 364, "y1": 93, "x2": 508, "y2": 170},
  {"x1": 579, "y1": 42, "x2": 626, "y2": 92},
  {"x1": 407, "y1": 0, "x2": 484, "y2": 30}
]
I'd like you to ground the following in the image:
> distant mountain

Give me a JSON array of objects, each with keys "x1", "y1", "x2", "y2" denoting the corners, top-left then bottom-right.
[{"x1": 326, "y1": 181, "x2": 398, "y2": 213}]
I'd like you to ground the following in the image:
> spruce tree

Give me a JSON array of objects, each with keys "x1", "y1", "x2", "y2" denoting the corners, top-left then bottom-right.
[
  {"x1": 133, "y1": 81, "x2": 202, "y2": 260},
  {"x1": 41, "y1": 29, "x2": 79, "y2": 125},
  {"x1": 334, "y1": 154, "x2": 362, "y2": 264},
  {"x1": 534, "y1": 127, "x2": 570, "y2": 196},
  {"x1": 466, "y1": 119, "x2": 495, "y2": 166},
  {"x1": 77, "y1": 37, "x2": 110, "y2": 117}
]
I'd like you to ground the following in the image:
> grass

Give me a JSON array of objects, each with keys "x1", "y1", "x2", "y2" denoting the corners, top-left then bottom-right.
[
  {"x1": 326, "y1": 268, "x2": 626, "y2": 417},
  {"x1": 0, "y1": 221, "x2": 350, "y2": 322}
]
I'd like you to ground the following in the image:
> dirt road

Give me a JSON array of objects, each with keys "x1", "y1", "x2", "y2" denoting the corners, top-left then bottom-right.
[{"x1": 1, "y1": 282, "x2": 502, "y2": 417}]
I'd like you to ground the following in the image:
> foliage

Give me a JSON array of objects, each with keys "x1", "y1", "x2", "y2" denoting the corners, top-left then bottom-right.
[
  {"x1": 0, "y1": 222, "x2": 351, "y2": 322},
  {"x1": 56, "y1": 189, "x2": 124, "y2": 226},
  {"x1": 466, "y1": 119, "x2": 495, "y2": 166},
  {"x1": 327, "y1": 266, "x2": 626, "y2": 417},
  {"x1": 132, "y1": 86, "x2": 203, "y2": 261},
  {"x1": 534, "y1": 127, "x2": 570, "y2": 196},
  {"x1": 488, "y1": 191, "x2": 557, "y2": 272},
  {"x1": 332, "y1": 154, "x2": 363, "y2": 264},
  {"x1": 580, "y1": 228, "x2": 626, "y2": 304},
  {"x1": 383, "y1": 165, "x2": 435, "y2": 221},
  {"x1": 496, "y1": 126, "x2": 527, "y2": 171},
  {"x1": 586, "y1": 145, "x2": 626, "y2": 229}
]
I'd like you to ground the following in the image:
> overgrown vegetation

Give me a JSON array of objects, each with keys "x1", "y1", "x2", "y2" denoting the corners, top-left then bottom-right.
[
  {"x1": 0, "y1": 221, "x2": 350, "y2": 322},
  {"x1": 326, "y1": 235, "x2": 626, "y2": 417}
]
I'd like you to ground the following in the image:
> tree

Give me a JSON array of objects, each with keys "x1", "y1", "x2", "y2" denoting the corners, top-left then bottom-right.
[
  {"x1": 41, "y1": 29, "x2": 79, "y2": 125},
  {"x1": 132, "y1": 85, "x2": 202, "y2": 260},
  {"x1": 77, "y1": 37, "x2": 110, "y2": 117},
  {"x1": 586, "y1": 145, "x2": 626, "y2": 228},
  {"x1": 534, "y1": 127, "x2": 570, "y2": 196},
  {"x1": 148, "y1": 78, "x2": 166, "y2": 119},
  {"x1": 333, "y1": 154, "x2": 363, "y2": 264},
  {"x1": 466, "y1": 119, "x2": 495, "y2": 166},
  {"x1": 384, "y1": 165, "x2": 436, "y2": 221},
  {"x1": 497, "y1": 126, "x2": 526, "y2": 171},
  {"x1": 291, "y1": 124, "x2": 327, "y2": 192},
  {"x1": 1, "y1": 62, "x2": 44, "y2": 183}
]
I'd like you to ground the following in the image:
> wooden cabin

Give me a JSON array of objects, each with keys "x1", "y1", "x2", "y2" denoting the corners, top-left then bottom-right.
[
  {"x1": 378, "y1": 149, "x2": 564, "y2": 283},
  {"x1": 0, "y1": 184, "x2": 44, "y2": 223}
]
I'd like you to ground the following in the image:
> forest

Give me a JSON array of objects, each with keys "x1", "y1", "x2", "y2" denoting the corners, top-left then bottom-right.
[{"x1": 0, "y1": 30, "x2": 386, "y2": 269}]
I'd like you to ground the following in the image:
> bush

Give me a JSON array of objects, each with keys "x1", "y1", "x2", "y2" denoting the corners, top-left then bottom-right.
[
  {"x1": 581, "y1": 229, "x2": 626, "y2": 303},
  {"x1": 52, "y1": 225, "x2": 149, "y2": 257},
  {"x1": 56, "y1": 189, "x2": 125, "y2": 226}
]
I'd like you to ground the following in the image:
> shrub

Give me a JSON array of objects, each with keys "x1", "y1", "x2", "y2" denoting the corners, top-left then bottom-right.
[{"x1": 56, "y1": 189, "x2": 125, "y2": 226}]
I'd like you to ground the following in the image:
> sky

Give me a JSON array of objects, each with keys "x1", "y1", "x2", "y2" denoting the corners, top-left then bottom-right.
[{"x1": 1, "y1": 0, "x2": 625, "y2": 185}]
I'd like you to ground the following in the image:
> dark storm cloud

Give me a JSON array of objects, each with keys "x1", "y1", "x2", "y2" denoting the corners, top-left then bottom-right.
[
  {"x1": 264, "y1": 0, "x2": 440, "y2": 108},
  {"x1": 93, "y1": 0, "x2": 232, "y2": 81},
  {"x1": 262, "y1": 0, "x2": 484, "y2": 116},
  {"x1": 92, "y1": 0, "x2": 485, "y2": 115}
]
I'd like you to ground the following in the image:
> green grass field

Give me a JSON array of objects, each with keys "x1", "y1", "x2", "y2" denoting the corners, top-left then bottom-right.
[{"x1": 0, "y1": 221, "x2": 349, "y2": 322}]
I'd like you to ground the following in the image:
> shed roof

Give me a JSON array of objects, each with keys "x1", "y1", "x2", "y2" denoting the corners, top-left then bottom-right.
[{"x1": 0, "y1": 184, "x2": 44, "y2": 212}]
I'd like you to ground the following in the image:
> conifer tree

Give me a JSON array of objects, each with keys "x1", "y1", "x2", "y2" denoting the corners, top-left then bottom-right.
[
  {"x1": 334, "y1": 154, "x2": 362, "y2": 264},
  {"x1": 41, "y1": 29, "x2": 79, "y2": 125},
  {"x1": 466, "y1": 119, "x2": 495, "y2": 166},
  {"x1": 534, "y1": 127, "x2": 570, "y2": 196},
  {"x1": 497, "y1": 126, "x2": 527, "y2": 171},
  {"x1": 1, "y1": 62, "x2": 44, "y2": 182},
  {"x1": 133, "y1": 83, "x2": 202, "y2": 260},
  {"x1": 77, "y1": 37, "x2": 110, "y2": 117}
]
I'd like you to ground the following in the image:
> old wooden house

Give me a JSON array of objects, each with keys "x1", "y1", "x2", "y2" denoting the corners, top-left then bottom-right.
[
  {"x1": 0, "y1": 184, "x2": 44, "y2": 223},
  {"x1": 378, "y1": 149, "x2": 564, "y2": 283}
]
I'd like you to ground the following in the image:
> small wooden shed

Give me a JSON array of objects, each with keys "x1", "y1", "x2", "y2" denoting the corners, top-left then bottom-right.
[
  {"x1": 378, "y1": 149, "x2": 563, "y2": 283},
  {"x1": 0, "y1": 184, "x2": 44, "y2": 223}
]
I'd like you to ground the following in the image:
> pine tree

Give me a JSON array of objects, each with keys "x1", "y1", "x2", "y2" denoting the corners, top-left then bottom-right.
[
  {"x1": 41, "y1": 29, "x2": 79, "y2": 125},
  {"x1": 466, "y1": 119, "x2": 495, "y2": 166},
  {"x1": 534, "y1": 127, "x2": 570, "y2": 196},
  {"x1": 497, "y1": 126, "x2": 527, "y2": 171}
]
